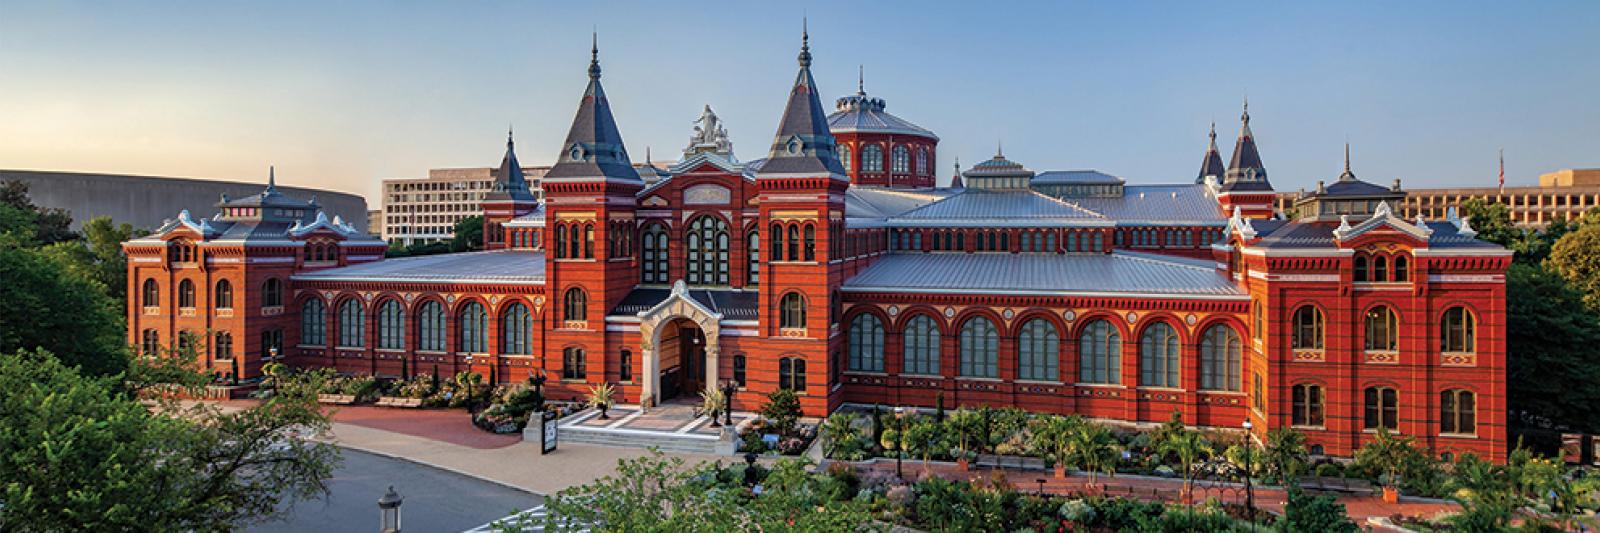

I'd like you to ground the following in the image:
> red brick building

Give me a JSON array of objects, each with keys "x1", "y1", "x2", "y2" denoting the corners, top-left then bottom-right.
[{"x1": 126, "y1": 33, "x2": 1508, "y2": 460}]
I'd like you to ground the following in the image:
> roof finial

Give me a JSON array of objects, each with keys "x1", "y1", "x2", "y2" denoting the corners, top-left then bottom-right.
[
  {"x1": 858, "y1": 64, "x2": 865, "y2": 95},
  {"x1": 1209, "y1": 121, "x2": 1217, "y2": 142},
  {"x1": 267, "y1": 165, "x2": 276, "y2": 192},
  {"x1": 507, "y1": 124, "x2": 515, "y2": 148},
  {"x1": 1241, "y1": 95, "x2": 1250, "y2": 124},
  {"x1": 798, "y1": 17, "x2": 812, "y2": 68},
  {"x1": 588, "y1": 30, "x2": 601, "y2": 80},
  {"x1": 645, "y1": 145, "x2": 651, "y2": 164},
  {"x1": 996, "y1": 140, "x2": 1004, "y2": 159},
  {"x1": 1344, "y1": 142, "x2": 1351, "y2": 173}
]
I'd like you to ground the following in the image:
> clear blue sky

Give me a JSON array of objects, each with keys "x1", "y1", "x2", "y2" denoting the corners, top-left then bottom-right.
[{"x1": 2, "y1": 1, "x2": 1596, "y2": 201}]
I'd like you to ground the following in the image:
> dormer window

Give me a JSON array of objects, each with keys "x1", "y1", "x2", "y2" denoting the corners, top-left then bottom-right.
[
  {"x1": 569, "y1": 144, "x2": 585, "y2": 161},
  {"x1": 786, "y1": 137, "x2": 803, "y2": 155}
]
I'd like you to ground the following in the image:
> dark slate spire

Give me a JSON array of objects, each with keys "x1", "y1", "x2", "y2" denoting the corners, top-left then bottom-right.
[
  {"x1": 755, "y1": 19, "x2": 848, "y2": 179},
  {"x1": 1196, "y1": 122, "x2": 1226, "y2": 184},
  {"x1": 543, "y1": 33, "x2": 642, "y2": 185},
  {"x1": 485, "y1": 127, "x2": 536, "y2": 202},
  {"x1": 1223, "y1": 98, "x2": 1273, "y2": 191}
]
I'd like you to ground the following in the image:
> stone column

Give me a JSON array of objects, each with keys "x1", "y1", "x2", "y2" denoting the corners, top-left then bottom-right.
[{"x1": 640, "y1": 333, "x2": 657, "y2": 411}]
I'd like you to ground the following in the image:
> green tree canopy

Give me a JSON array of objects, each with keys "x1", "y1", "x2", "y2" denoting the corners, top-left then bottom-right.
[
  {"x1": 0, "y1": 240, "x2": 129, "y2": 377},
  {"x1": 0, "y1": 180, "x2": 76, "y2": 245},
  {"x1": 451, "y1": 214, "x2": 484, "y2": 252},
  {"x1": 1506, "y1": 263, "x2": 1600, "y2": 432},
  {"x1": 1548, "y1": 223, "x2": 1600, "y2": 314}
]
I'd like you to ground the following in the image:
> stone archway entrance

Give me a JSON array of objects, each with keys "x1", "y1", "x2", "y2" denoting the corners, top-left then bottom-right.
[{"x1": 637, "y1": 281, "x2": 722, "y2": 409}]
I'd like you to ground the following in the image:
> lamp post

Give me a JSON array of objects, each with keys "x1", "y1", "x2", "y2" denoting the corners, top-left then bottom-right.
[
  {"x1": 720, "y1": 379, "x2": 737, "y2": 427},
  {"x1": 377, "y1": 485, "x2": 403, "y2": 533},
  {"x1": 1241, "y1": 420, "x2": 1255, "y2": 530},
  {"x1": 893, "y1": 407, "x2": 907, "y2": 480}
]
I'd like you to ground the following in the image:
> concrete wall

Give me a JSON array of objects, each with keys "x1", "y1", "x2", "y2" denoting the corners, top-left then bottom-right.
[{"x1": 1, "y1": 170, "x2": 369, "y2": 232}]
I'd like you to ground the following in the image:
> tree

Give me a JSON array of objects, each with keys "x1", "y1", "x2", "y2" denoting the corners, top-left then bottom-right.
[
  {"x1": 1353, "y1": 428, "x2": 1427, "y2": 491},
  {"x1": 1457, "y1": 197, "x2": 1521, "y2": 250},
  {"x1": 450, "y1": 215, "x2": 484, "y2": 252},
  {"x1": 1263, "y1": 428, "x2": 1310, "y2": 485},
  {"x1": 1030, "y1": 414, "x2": 1082, "y2": 471},
  {"x1": 1276, "y1": 485, "x2": 1358, "y2": 533},
  {"x1": 0, "y1": 350, "x2": 339, "y2": 531},
  {"x1": 1068, "y1": 422, "x2": 1121, "y2": 484},
  {"x1": 945, "y1": 409, "x2": 984, "y2": 462},
  {"x1": 1549, "y1": 224, "x2": 1600, "y2": 314},
  {"x1": 1156, "y1": 426, "x2": 1212, "y2": 498},
  {"x1": 0, "y1": 240, "x2": 128, "y2": 377},
  {"x1": 0, "y1": 180, "x2": 75, "y2": 245},
  {"x1": 1505, "y1": 263, "x2": 1600, "y2": 433}
]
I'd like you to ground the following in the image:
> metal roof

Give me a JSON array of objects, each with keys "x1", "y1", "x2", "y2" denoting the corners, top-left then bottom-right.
[
  {"x1": 1250, "y1": 219, "x2": 1502, "y2": 250},
  {"x1": 826, "y1": 97, "x2": 938, "y2": 139},
  {"x1": 841, "y1": 252, "x2": 1245, "y2": 299},
  {"x1": 612, "y1": 287, "x2": 758, "y2": 320},
  {"x1": 291, "y1": 250, "x2": 546, "y2": 285},
  {"x1": 1073, "y1": 185, "x2": 1227, "y2": 225},
  {"x1": 1032, "y1": 170, "x2": 1124, "y2": 185},
  {"x1": 889, "y1": 189, "x2": 1106, "y2": 226}
]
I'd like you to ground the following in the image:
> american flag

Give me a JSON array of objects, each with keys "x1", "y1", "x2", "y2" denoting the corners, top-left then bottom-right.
[{"x1": 1498, "y1": 149, "x2": 1505, "y2": 192}]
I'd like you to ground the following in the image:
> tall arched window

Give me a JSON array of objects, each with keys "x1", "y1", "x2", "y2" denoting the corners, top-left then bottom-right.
[
  {"x1": 862, "y1": 144, "x2": 883, "y2": 172},
  {"x1": 502, "y1": 303, "x2": 531, "y2": 355},
  {"x1": 1440, "y1": 389, "x2": 1476, "y2": 434},
  {"x1": 770, "y1": 223, "x2": 784, "y2": 261},
  {"x1": 903, "y1": 315, "x2": 941, "y2": 375},
  {"x1": 1200, "y1": 325, "x2": 1242, "y2": 391},
  {"x1": 1393, "y1": 255, "x2": 1410, "y2": 282},
  {"x1": 1363, "y1": 386, "x2": 1399, "y2": 430},
  {"x1": 562, "y1": 346, "x2": 586, "y2": 380},
  {"x1": 583, "y1": 224, "x2": 595, "y2": 258},
  {"x1": 892, "y1": 145, "x2": 910, "y2": 173},
  {"x1": 1252, "y1": 299, "x2": 1264, "y2": 341},
  {"x1": 563, "y1": 288, "x2": 587, "y2": 323},
  {"x1": 958, "y1": 317, "x2": 999, "y2": 378},
  {"x1": 779, "y1": 292, "x2": 806, "y2": 330},
  {"x1": 1292, "y1": 383, "x2": 1324, "y2": 426},
  {"x1": 262, "y1": 278, "x2": 283, "y2": 307},
  {"x1": 838, "y1": 145, "x2": 853, "y2": 171},
  {"x1": 1017, "y1": 319, "x2": 1059, "y2": 381},
  {"x1": 786, "y1": 225, "x2": 799, "y2": 261},
  {"x1": 847, "y1": 314, "x2": 884, "y2": 372},
  {"x1": 642, "y1": 224, "x2": 669, "y2": 283},
  {"x1": 1140, "y1": 322, "x2": 1180, "y2": 388},
  {"x1": 1291, "y1": 306, "x2": 1324, "y2": 350},
  {"x1": 1373, "y1": 256, "x2": 1388, "y2": 281},
  {"x1": 779, "y1": 357, "x2": 806, "y2": 390},
  {"x1": 555, "y1": 225, "x2": 568, "y2": 259},
  {"x1": 459, "y1": 302, "x2": 487, "y2": 353},
  {"x1": 142, "y1": 279, "x2": 159, "y2": 307},
  {"x1": 214, "y1": 279, "x2": 233, "y2": 309},
  {"x1": 377, "y1": 299, "x2": 404, "y2": 350},
  {"x1": 803, "y1": 224, "x2": 816, "y2": 261},
  {"x1": 337, "y1": 299, "x2": 364, "y2": 348},
  {"x1": 916, "y1": 148, "x2": 928, "y2": 175},
  {"x1": 418, "y1": 301, "x2": 445, "y2": 351},
  {"x1": 177, "y1": 279, "x2": 195, "y2": 308},
  {"x1": 686, "y1": 216, "x2": 730, "y2": 285},
  {"x1": 1079, "y1": 320, "x2": 1121, "y2": 384},
  {"x1": 301, "y1": 299, "x2": 326, "y2": 345},
  {"x1": 1364, "y1": 306, "x2": 1398, "y2": 351},
  {"x1": 214, "y1": 332, "x2": 233, "y2": 359},
  {"x1": 1441, "y1": 307, "x2": 1476, "y2": 353},
  {"x1": 746, "y1": 229, "x2": 760, "y2": 287}
]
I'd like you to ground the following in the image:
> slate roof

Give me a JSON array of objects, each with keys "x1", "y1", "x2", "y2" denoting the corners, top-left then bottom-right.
[
  {"x1": 291, "y1": 250, "x2": 546, "y2": 285},
  {"x1": 502, "y1": 204, "x2": 547, "y2": 228},
  {"x1": 841, "y1": 252, "x2": 1245, "y2": 299},
  {"x1": 755, "y1": 30, "x2": 849, "y2": 179},
  {"x1": 541, "y1": 44, "x2": 642, "y2": 185},
  {"x1": 1249, "y1": 219, "x2": 1503, "y2": 250},
  {"x1": 612, "y1": 288, "x2": 758, "y2": 321},
  {"x1": 484, "y1": 134, "x2": 538, "y2": 202},
  {"x1": 1196, "y1": 126, "x2": 1226, "y2": 184},
  {"x1": 888, "y1": 189, "x2": 1106, "y2": 227},
  {"x1": 827, "y1": 93, "x2": 938, "y2": 139}
]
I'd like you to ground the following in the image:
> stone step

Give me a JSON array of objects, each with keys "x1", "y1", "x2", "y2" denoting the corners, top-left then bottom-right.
[{"x1": 559, "y1": 426, "x2": 720, "y2": 455}]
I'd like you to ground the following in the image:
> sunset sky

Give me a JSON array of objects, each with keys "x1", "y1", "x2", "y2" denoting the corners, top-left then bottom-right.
[{"x1": 2, "y1": 1, "x2": 1596, "y2": 200}]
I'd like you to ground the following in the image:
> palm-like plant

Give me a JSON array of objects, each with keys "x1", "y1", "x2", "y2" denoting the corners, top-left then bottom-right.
[
  {"x1": 819, "y1": 412, "x2": 858, "y2": 459},
  {"x1": 1263, "y1": 427, "x2": 1309, "y2": 485},
  {"x1": 1353, "y1": 428, "x2": 1416, "y2": 490},
  {"x1": 1031, "y1": 415, "x2": 1082, "y2": 474},
  {"x1": 1157, "y1": 428, "x2": 1213, "y2": 498},
  {"x1": 587, "y1": 382, "x2": 616, "y2": 419},
  {"x1": 698, "y1": 385, "x2": 725, "y2": 426},
  {"x1": 1069, "y1": 423, "x2": 1121, "y2": 484},
  {"x1": 945, "y1": 409, "x2": 984, "y2": 463}
]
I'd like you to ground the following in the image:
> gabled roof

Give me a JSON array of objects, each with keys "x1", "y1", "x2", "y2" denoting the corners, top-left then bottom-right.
[
  {"x1": 541, "y1": 40, "x2": 642, "y2": 186},
  {"x1": 841, "y1": 252, "x2": 1245, "y2": 299},
  {"x1": 502, "y1": 203, "x2": 547, "y2": 228},
  {"x1": 612, "y1": 285, "x2": 758, "y2": 321},
  {"x1": 754, "y1": 28, "x2": 848, "y2": 180}
]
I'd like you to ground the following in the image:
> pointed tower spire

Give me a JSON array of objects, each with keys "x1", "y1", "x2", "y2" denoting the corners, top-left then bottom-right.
[
  {"x1": 485, "y1": 127, "x2": 535, "y2": 202},
  {"x1": 1223, "y1": 96, "x2": 1271, "y2": 191},
  {"x1": 266, "y1": 166, "x2": 277, "y2": 193},
  {"x1": 949, "y1": 157, "x2": 964, "y2": 189},
  {"x1": 1338, "y1": 142, "x2": 1358, "y2": 182},
  {"x1": 588, "y1": 31, "x2": 601, "y2": 81},
  {"x1": 1196, "y1": 122, "x2": 1226, "y2": 184},
  {"x1": 543, "y1": 32, "x2": 641, "y2": 186},
  {"x1": 799, "y1": 17, "x2": 811, "y2": 67},
  {"x1": 755, "y1": 19, "x2": 846, "y2": 180},
  {"x1": 857, "y1": 64, "x2": 865, "y2": 95}
]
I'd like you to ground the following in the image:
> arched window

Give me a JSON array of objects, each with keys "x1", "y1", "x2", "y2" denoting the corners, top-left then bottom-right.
[
  {"x1": 779, "y1": 357, "x2": 806, "y2": 390},
  {"x1": 563, "y1": 288, "x2": 587, "y2": 323},
  {"x1": 377, "y1": 300, "x2": 404, "y2": 350},
  {"x1": 1364, "y1": 305, "x2": 1398, "y2": 351},
  {"x1": 177, "y1": 279, "x2": 195, "y2": 309},
  {"x1": 770, "y1": 223, "x2": 784, "y2": 261},
  {"x1": 262, "y1": 278, "x2": 282, "y2": 307},
  {"x1": 803, "y1": 224, "x2": 816, "y2": 261},
  {"x1": 1017, "y1": 319, "x2": 1059, "y2": 382},
  {"x1": 337, "y1": 299, "x2": 364, "y2": 348},
  {"x1": 916, "y1": 148, "x2": 928, "y2": 175},
  {"x1": 862, "y1": 144, "x2": 883, "y2": 172},
  {"x1": 1079, "y1": 320, "x2": 1121, "y2": 384},
  {"x1": 142, "y1": 279, "x2": 159, "y2": 308},
  {"x1": 847, "y1": 314, "x2": 885, "y2": 372},
  {"x1": 418, "y1": 301, "x2": 445, "y2": 351},
  {"x1": 583, "y1": 224, "x2": 595, "y2": 258},
  {"x1": 502, "y1": 303, "x2": 531, "y2": 355},
  {"x1": 1353, "y1": 255, "x2": 1369, "y2": 282},
  {"x1": 786, "y1": 225, "x2": 799, "y2": 262},
  {"x1": 779, "y1": 292, "x2": 806, "y2": 330},
  {"x1": 214, "y1": 280, "x2": 233, "y2": 309},
  {"x1": 458, "y1": 302, "x2": 487, "y2": 353},
  {"x1": 958, "y1": 317, "x2": 999, "y2": 378},
  {"x1": 746, "y1": 229, "x2": 760, "y2": 287},
  {"x1": 214, "y1": 332, "x2": 233, "y2": 359},
  {"x1": 838, "y1": 145, "x2": 853, "y2": 171},
  {"x1": 301, "y1": 299, "x2": 326, "y2": 345},
  {"x1": 1140, "y1": 322, "x2": 1180, "y2": 388},
  {"x1": 903, "y1": 315, "x2": 941, "y2": 375},
  {"x1": 140, "y1": 329, "x2": 160, "y2": 355},
  {"x1": 563, "y1": 346, "x2": 586, "y2": 380},
  {"x1": 733, "y1": 354, "x2": 747, "y2": 387},
  {"x1": 1200, "y1": 325, "x2": 1242, "y2": 391},
  {"x1": 1441, "y1": 307, "x2": 1476, "y2": 353},
  {"x1": 1291, "y1": 306, "x2": 1324, "y2": 350},
  {"x1": 620, "y1": 349, "x2": 633, "y2": 382},
  {"x1": 555, "y1": 225, "x2": 568, "y2": 259},
  {"x1": 642, "y1": 224, "x2": 669, "y2": 283},
  {"x1": 1364, "y1": 386, "x2": 1399, "y2": 430},
  {"x1": 1252, "y1": 299, "x2": 1265, "y2": 341},
  {"x1": 686, "y1": 216, "x2": 730, "y2": 285},
  {"x1": 1373, "y1": 256, "x2": 1388, "y2": 282},
  {"x1": 1393, "y1": 255, "x2": 1410, "y2": 282},
  {"x1": 892, "y1": 145, "x2": 910, "y2": 173},
  {"x1": 1441, "y1": 389, "x2": 1476, "y2": 434},
  {"x1": 1292, "y1": 384, "x2": 1324, "y2": 426}
]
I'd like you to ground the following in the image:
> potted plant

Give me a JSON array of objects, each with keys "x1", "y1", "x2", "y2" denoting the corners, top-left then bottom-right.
[
  {"x1": 1070, "y1": 422, "x2": 1120, "y2": 490},
  {"x1": 699, "y1": 385, "x2": 726, "y2": 427},
  {"x1": 1032, "y1": 414, "x2": 1081, "y2": 479},
  {"x1": 1354, "y1": 428, "x2": 1415, "y2": 504},
  {"x1": 1156, "y1": 426, "x2": 1213, "y2": 504},
  {"x1": 946, "y1": 409, "x2": 983, "y2": 471},
  {"x1": 587, "y1": 382, "x2": 616, "y2": 420}
]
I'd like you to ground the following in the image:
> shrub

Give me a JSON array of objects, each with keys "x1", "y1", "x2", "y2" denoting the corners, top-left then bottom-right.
[{"x1": 760, "y1": 388, "x2": 802, "y2": 438}]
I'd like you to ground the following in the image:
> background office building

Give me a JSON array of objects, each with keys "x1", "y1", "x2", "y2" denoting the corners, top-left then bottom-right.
[
  {"x1": 380, "y1": 166, "x2": 548, "y2": 245},
  {"x1": 1277, "y1": 168, "x2": 1600, "y2": 227}
]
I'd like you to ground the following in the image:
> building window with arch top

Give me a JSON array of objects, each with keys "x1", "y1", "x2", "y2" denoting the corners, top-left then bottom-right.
[
  {"x1": 619, "y1": 349, "x2": 633, "y2": 382},
  {"x1": 1393, "y1": 255, "x2": 1410, "y2": 282},
  {"x1": 1363, "y1": 386, "x2": 1399, "y2": 430},
  {"x1": 459, "y1": 302, "x2": 487, "y2": 353},
  {"x1": 779, "y1": 292, "x2": 806, "y2": 330},
  {"x1": 779, "y1": 356, "x2": 806, "y2": 390},
  {"x1": 916, "y1": 148, "x2": 928, "y2": 175},
  {"x1": 746, "y1": 229, "x2": 760, "y2": 287},
  {"x1": 642, "y1": 224, "x2": 668, "y2": 283},
  {"x1": 418, "y1": 301, "x2": 445, "y2": 351},
  {"x1": 1364, "y1": 306, "x2": 1398, "y2": 352},
  {"x1": 892, "y1": 145, "x2": 909, "y2": 173},
  {"x1": 262, "y1": 278, "x2": 283, "y2": 308},
  {"x1": 803, "y1": 224, "x2": 816, "y2": 261},
  {"x1": 214, "y1": 280, "x2": 233, "y2": 309},
  {"x1": 786, "y1": 225, "x2": 799, "y2": 261},
  {"x1": 847, "y1": 314, "x2": 885, "y2": 372},
  {"x1": 686, "y1": 216, "x2": 729, "y2": 285},
  {"x1": 862, "y1": 144, "x2": 883, "y2": 172},
  {"x1": 1353, "y1": 255, "x2": 1369, "y2": 282},
  {"x1": 337, "y1": 299, "x2": 364, "y2": 348},
  {"x1": 1440, "y1": 389, "x2": 1476, "y2": 435},
  {"x1": 555, "y1": 225, "x2": 568, "y2": 259},
  {"x1": 1292, "y1": 383, "x2": 1324, "y2": 426},
  {"x1": 1017, "y1": 319, "x2": 1059, "y2": 382},
  {"x1": 1078, "y1": 320, "x2": 1121, "y2": 384},
  {"x1": 502, "y1": 303, "x2": 532, "y2": 355},
  {"x1": 838, "y1": 145, "x2": 853, "y2": 172},
  {"x1": 732, "y1": 354, "x2": 747, "y2": 387},
  {"x1": 142, "y1": 279, "x2": 159, "y2": 308},
  {"x1": 177, "y1": 279, "x2": 195, "y2": 309},
  {"x1": 1291, "y1": 306, "x2": 1324, "y2": 350},
  {"x1": 563, "y1": 347, "x2": 586, "y2": 380},
  {"x1": 1199, "y1": 324, "x2": 1242, "y2": 391},
  {"x1": 377, "y1": 300, "x2": 405, "y2": 350},
  {"x1": 1140, "y1": 322, "x2": 1180, "y2": 388},
  {"x1": 1441, "y1": 307, "x2": 1476, "y2": 353},
  {"x1": 563, "y1": 288, "x2": 587, "y2": 323},
  {"x1": 141, "y1": 329, "x2": 160, "y2": 355},
  {"x1": 770, "y1": 223, "x2": 785, "y2": 261},
  {"x1": 301, "y1": 299, "x2": 326, "y2": 345},
  {"x1": 583, "y1": 223, "x2": 595, "y2": 258},
  {"x1": 903, "y1": 315, "x2": 941, "y2": 375},
  {"x1": 958, "y1": 317, "x2": 999, "y2": 378}
]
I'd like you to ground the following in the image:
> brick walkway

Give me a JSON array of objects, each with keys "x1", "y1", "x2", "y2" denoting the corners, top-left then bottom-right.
[{"x1": 330, "y1": 405, "x2": 522, "y2": 449}]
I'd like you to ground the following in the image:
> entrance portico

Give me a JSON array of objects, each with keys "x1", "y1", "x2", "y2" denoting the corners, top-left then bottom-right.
[{"x1": 636, "y1": 281, "x2": 722, "y2": 408}]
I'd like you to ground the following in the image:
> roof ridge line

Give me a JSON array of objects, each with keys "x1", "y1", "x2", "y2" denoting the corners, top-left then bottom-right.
[{"x1": 1030, "y1": 190, "x2": 1106, "y2": 219}]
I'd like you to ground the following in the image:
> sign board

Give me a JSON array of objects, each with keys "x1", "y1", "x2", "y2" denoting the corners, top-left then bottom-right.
[{"x1": 540, "y1": 411, "x2": 558, "y2": 455}]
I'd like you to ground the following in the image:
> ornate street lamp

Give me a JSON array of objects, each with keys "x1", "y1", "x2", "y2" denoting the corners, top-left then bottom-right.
[
  {"x1": 720, "y1": 379, "x2": 737, "y2": 427},
  {"x1": 1242, "y1": 420, "x2": 1256, "y2": 530},
  {"x1": 378, "y1": 485, "x2": 403, "y2": 533},
  {"x1": 893, "y1": 407, "x2": 907, "y2": 480}
]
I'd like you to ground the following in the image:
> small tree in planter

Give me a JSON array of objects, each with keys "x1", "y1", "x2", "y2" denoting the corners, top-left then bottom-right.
[
  {"x1": 820, "y1": 412, "x2": 858, "y2": 459},
  {"x1": 1031, "y1": 414, "x2": 1082, "y2": 479},
  {"x1": 1070, "y1": 422, "x2": 1120, "y2": 486},
  {"x1": 587, "y1": 382, "x2": 616, "y2": 420},
  {"x1": 945, "y1": 409, "x2": 984, "y2": 470},
  {"x1": 1156, "y1": 426, "x2": 1212, "y2": 503},
  {"x1": 760, "y1": 389, "x2": 802, "y2": 438},
  {"x1": 1354, "y1": 427, "x2": 1421, "y2": 503}
]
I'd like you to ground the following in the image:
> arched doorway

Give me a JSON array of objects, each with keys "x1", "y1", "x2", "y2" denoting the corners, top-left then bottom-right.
[
  {"x1": 637, "y1": 281, "x2": 723, "y2": 409},
  {"x1": 657, "y1": 318, "x2": 707, "y2": 401}
]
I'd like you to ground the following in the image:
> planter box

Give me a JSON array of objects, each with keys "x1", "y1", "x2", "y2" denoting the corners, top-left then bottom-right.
[
  {"x1": 376, "y1": 397, "x2": 423, "y2": 408},
  {"x1": 317, "y1": 394, "x2": 356, "y2": 405}
]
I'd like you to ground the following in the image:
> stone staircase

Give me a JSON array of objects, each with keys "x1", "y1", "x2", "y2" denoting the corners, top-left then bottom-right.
[
  {"x1": 558, "y1": 424, "x2": 721, "y2": 455},
  {"x1": 546, "y1": 405, "x2": 728, "y2": 455}
]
